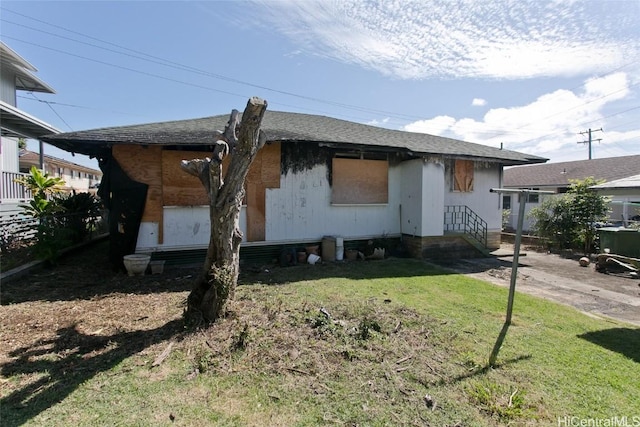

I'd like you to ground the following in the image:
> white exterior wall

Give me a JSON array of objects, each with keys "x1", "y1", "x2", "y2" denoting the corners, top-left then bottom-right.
[
  {"x1": 137, "y1": 161, "x2": 406, "y2": 251},
  {"x1": 1, "y1": 137, "x2": 20, "y2": 173},
  {"x1": 444, "y1": 162, "x2": 503, "y2": 231},
  {"x1": 1, "y1": 71, "x2": 17, "y2": 105},
  {"x1": 137, "y1": 205, "x2": 248, "y2": 251},
  {"x1": 506, "y1": 194, "x2": 544, "y2": 232},
  {"x1": 610, "y1": 196, "x2": 640, "y2": 224},
  {"x1": 136, "y1": 158, "x2": 503, "y2": 252},
  {"x1": 265, "y1": 164, "x2": 401, "y2": 241},
  {"x1": 400, "y1": 159, "x2": 444, "y2": 237}
]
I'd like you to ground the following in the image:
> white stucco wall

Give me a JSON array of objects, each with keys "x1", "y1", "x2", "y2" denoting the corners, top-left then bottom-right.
[
  {"x1": 265, "y1": 164, "x2": 401, "y2": 241},
  {"x1": 505, "y1": 194, "x2": 544, "y2": 232},
  {"x1": 444, "y1": 162, "x2": 503, "y2": 231},
  {"x1": 136, "y1": 158, "x2": 503, "y2": 251},
  {"x1": 137, "y1": 205, "x2": 248, "y2": 251},
  {"x1": 400, "y1": 159, "x2": 445, "y2": 237}
]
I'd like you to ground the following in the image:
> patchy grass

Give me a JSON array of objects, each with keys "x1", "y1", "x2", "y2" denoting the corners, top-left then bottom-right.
[{"x1": 1, "y1": 250, "x2": 639, "y2": 426}]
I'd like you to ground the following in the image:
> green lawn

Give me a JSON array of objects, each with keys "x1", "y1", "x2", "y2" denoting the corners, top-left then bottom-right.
[{"x1": 2, "y1": 258, "x2": 638, "y2": 426}]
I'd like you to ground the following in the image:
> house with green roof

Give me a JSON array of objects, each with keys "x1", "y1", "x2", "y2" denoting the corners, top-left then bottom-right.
[{"x1": 42, "y1": 110, "x2": 546, "y2": 265}]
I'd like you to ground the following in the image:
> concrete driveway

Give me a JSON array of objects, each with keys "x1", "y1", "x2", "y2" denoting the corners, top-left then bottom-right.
[{"x1": 437, "y1": 244, "x2": 640, "y2": 327}]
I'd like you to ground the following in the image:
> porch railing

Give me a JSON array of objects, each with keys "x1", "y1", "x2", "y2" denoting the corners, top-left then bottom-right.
[
  {"x1": 1, "y1": 171, "x2": 32, "y2": 201},
  {"x1": 444, "y1": 205, "x2": 488, "y2": 248}
]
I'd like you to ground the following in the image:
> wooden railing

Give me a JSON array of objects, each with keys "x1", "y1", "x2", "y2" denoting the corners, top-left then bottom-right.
[{"x1": 444, "y1": 205, "x2": 488, "y2": 248}]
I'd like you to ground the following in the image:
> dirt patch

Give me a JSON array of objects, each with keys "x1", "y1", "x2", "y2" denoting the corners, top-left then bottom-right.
[{"x1": 437, "y1": 244, "x2": 640, "y2": 326}]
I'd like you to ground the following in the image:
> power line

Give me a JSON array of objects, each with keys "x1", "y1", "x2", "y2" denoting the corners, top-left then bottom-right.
[
  {"x1": 17, "y1": 95, "x2": 151, "y2": 117},
  {"x1": 0, "y1": 12, "x2": 425, "y2": 122},
  {"x1": 2, "y1": 6, "x2": 639, "y2": 142},
  {"x1": 511, "y1": 104, "x2": 639, "y2": 149},
  {"x1": 5, "y1": 7, "x2": 639, "y2": 134},
  {"x1": 27, "y1": 92, "x2": 73, "y2": 131}
]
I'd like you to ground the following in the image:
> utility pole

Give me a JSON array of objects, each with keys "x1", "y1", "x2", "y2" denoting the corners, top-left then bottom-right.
[{"x1": 577, "y1": 128, "x2": 603, "y2": 160}]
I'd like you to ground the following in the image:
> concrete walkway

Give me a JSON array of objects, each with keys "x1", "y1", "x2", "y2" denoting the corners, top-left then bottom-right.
[{"x1": 442, "y1": 249, "x2": 640, "y2": 327}]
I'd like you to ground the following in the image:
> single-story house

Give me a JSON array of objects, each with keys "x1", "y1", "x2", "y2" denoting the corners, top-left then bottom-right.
[
  {"x1": 503, "y1": 155, "x2": 640, "y2": 231},
  {"x1": 41, "y1": 111, "x2": 546, "y2": 265}
]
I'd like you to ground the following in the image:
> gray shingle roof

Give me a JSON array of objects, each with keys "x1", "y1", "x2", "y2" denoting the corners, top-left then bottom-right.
[
  {"x1": 41, "y1": 111, "x2": 547, "y2": 166},
  {"x1": 504, "y1": 155, "x2": 640, "y2": 188}
]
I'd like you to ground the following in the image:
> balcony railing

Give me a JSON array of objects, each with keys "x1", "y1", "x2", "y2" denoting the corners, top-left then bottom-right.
[{"x1": 1, "y1": 171, "x2": 32, "y2": 201}]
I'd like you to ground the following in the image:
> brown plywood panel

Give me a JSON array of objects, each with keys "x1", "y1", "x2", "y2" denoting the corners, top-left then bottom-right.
[
  {"x1": 260, "y1": 142, "x2": 281, "y2": 188},
  {"x1": 246, "y1": 182, "x2": 265, "y2": 241},
  {"x1": 247, "y1": 151, "x2": 262, "y2": 182},
  {"x1": 454, "y1": 159, "x2": 474, "y2": 192},
  {"x1": 162, "y1": 151, "x2": 211, "y2": 206},
  {"x1": 331, "y1": 158, "x2": 388, "y2": 204},
  {"x1": 113, "y1": 145, "x2": 163, "y2": 224}
]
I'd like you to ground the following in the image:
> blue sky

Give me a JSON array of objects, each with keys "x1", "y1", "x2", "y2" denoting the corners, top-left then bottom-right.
[{"x1": 2, "y1": 0, "x2": 639, "y2": 170}]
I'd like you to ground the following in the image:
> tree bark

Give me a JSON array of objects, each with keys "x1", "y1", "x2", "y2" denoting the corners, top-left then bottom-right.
[{"x1": 180, "y1": 97, "x2": 268, "y2": 324}]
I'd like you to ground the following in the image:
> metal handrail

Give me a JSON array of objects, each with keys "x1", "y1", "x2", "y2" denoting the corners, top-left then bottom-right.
[{"x1": 444, "y1": 205, "x2": 488, "y2": 248}]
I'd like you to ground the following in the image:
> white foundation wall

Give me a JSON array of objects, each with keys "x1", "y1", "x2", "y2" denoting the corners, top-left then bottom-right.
[
  {"x1": 444, "y1": 163, "x2": 503, "y2": 231},
  {"x1": 265, "y1": 164, "x2": 402, "y2": 241}
]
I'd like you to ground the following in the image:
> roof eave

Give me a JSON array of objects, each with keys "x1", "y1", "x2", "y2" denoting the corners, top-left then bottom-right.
[{"x1": 0, "y1": 100, "x2": 61, "y2": 139}]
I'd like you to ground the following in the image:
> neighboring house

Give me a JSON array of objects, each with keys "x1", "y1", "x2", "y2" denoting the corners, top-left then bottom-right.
[
  {"x1": 0, "y1": 41, "x2": 60, "y2": 215},
  {"x1": 503, "y1": 155, "x2": 640, "y2": 231},
  {"x1": 591, "y1": 175, "x2": 640, "y2": 226},
  {"x1": 19, "y1": 149, "x2": 102, "y2": 194},
  {"x1": 42, "y1": 111, "x2": 545, "y2": 263}
]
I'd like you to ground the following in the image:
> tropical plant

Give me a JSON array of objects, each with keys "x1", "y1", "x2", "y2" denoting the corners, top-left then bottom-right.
[
  {"x1": 568, "y1": 177, "x2": 610, "y2": 254},
  {"x1": 14, "y1": 167, "x2": 69, "y2": 263},
  {"x1": 528, "y1": 177, "x2": 609, "y2": 254},
  {"x1": 55, "y1": 192, "x2": 103, "y2": 243},
  {"x1": 529, "y1": 196, "x2": 579, "y2": 250},
  {"x1": 14, "y1": 166, "x2": 65, "y2": 202}
]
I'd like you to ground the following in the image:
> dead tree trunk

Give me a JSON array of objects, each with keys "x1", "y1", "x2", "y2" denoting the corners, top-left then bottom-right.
[{"x1": 180, "y1": 97, "x2": 267, "y2": 324}]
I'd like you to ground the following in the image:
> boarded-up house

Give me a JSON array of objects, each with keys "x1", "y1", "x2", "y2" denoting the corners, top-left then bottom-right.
[{"x1": 42, "y1": 111, "x2": 546, "y2": 264}]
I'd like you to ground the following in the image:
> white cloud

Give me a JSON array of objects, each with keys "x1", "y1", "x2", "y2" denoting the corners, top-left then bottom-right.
[
  {"x1": 472, "y1": 98, "x2": 487, "y2": 107},
  {"x1": 402, "y1": 73, "x2": 636, "y2": 161},
  {"x1": 404, "y1": 116, "x2": 456, "y2": 135},
  {"x1": 251, "y1": 0, "x2": 639, "y2": 80}
]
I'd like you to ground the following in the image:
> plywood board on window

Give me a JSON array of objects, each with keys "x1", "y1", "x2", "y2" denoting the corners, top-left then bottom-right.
[
  {"x1": 161, "y1": 150, "x2": 212, "y2": 206},
  {"x1": 454, "y1": 159, "x2": 474, "y2": 192},
  {"x1": 332, "y1": 158, "x2": 388, "y2": 204}
]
